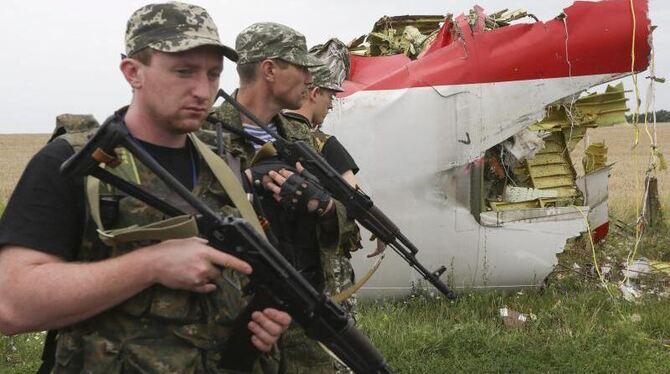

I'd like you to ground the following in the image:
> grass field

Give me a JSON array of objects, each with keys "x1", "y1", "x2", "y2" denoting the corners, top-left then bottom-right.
[{"x1": 1, "y1": 126, "x2": 669, "y2": 372}]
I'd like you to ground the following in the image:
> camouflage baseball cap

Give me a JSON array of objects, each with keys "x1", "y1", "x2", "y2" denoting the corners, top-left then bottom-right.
[
  {"x1": 309, "y1": 38, "x2": 350, "y2": 92},
  {"x1": 235, "y1": 22, "x2": 322, "y2": 67},
  {"x1": 125, "y1": 2, "x2": 237, "y2": 61}
]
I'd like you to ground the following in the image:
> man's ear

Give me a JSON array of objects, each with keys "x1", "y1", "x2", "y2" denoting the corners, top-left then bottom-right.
[
  {"x1": 260, "y1": 59, "x2": 276, "y2": 83},
  {"x1": 120, "y1": 58, "x2": 143, "y2": 90},
  {"x1": 309, "y1": 87, "x2": 320, "y2": 102}
]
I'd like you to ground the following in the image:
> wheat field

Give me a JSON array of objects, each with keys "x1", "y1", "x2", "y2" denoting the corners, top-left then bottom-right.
[
  {"x1": 1, "y1": 126, "x2": 669, "y2": 215},
  {"x1": 570, "y1": 124, "x2": 670, "y2": 219},
  {"x1": 0, "y1": 134, "x2": 50, "y2": 204}
]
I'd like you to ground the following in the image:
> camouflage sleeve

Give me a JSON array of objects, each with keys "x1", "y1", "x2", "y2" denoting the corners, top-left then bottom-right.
[{"x1": 316, "y1": 199, "x2": 361, "y2": 255}]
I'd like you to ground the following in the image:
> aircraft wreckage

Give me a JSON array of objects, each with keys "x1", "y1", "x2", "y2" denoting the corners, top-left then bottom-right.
[{"x1": 323, "y1": 0, "x2": 653, "y2": 296}]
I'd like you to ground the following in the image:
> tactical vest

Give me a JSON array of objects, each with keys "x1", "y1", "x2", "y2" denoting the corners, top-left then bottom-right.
[
  {"x1": 280, "y1": 112, "x2": 362, "y2": 257},
  {"x1": 201, "y1": 100, "x2": 334, "y2": 277},
  {"x1": 53, "y1": 119, "x2": 256, "y2": 373}
]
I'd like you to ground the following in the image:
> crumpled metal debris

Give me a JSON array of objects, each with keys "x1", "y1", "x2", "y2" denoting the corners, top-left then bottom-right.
[
  {"x1": 349, "y1": 15, "x2": 444, "y2": 58},
  {"x1": 583, "y1": 142, "x2": 608, "y2": 173},
  {"x1": 503, "y1": 186, "x2": 559, "y2": 203},
  {"x1": 348, "y1": 6, "x2": 533, "y2": 59},
  {"x1": 472, "y1": 8, "x2": 538, "y2": 30},
  {"x1": 624, "y1": 258, "x2": 653, "y2": 279},
  {"x1": 619, "y1": 282, "x2": 642, "y2": 302},
  {"x1": 484, "y1": 83, "x2": 629, "y2": 212},
  {"x1": 502, "y1": 128, "x2": 546, "y2": 162},
  {"x1": 499, "y1": 306, "x2": 536, "y2": 328}
]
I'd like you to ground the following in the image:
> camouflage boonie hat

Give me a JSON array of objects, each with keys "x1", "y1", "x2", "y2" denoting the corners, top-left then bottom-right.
[
  {"x1": 235, "y1": 22, "x2": 322, "y2": 67},
  {"x1": 125, "y1": 2, "x2": 237, "y2": 61},
  {"x1": 309, "y1": 38, "x2": 350, "y2": 92}
]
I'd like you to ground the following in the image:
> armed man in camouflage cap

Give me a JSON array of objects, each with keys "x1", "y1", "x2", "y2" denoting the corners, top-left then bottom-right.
[
  {"x1": 280, "y1": 38, "x2": 388, "y2": 374},
  {"x1": 201, "y1": 24, "x2": 361, "y2": 373},
  {"x1": 0, "y1": 3, "x2": 291, "y2": 373}
]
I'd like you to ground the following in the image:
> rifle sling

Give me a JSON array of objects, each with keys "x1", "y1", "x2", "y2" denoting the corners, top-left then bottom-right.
[{"x1": 189, "y1": 133, "x2": 266, "y2": 238}]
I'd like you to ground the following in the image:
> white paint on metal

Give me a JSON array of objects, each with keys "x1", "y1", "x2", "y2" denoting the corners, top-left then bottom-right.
[
  {"x1": 576, "y1": 165, "x2": 612, "y2": 230},
  {"x1": 325, "y1": 75, "x2": 620, "y2": 296}
]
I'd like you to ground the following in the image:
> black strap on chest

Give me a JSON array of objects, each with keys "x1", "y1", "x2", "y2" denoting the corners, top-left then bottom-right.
[{"x1": 37, "y1": 330, "x2": 58, "y2": 374}]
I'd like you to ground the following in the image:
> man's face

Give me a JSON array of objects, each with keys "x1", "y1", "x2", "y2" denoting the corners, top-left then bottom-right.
[
  {"x1": 136, "y1": 46, "x2": 223, "y2": 134},
  {"x1": 271, "y1": 61, "x2": 311, "y2": 111},
  {"x1": 311, "y1": 87, "x2": 336, "y2": 126}
]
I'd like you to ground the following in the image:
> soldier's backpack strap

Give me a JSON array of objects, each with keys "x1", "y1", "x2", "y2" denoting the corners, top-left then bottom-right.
[
  {"x1": 36, "y1": 330, "x2": 58, "y2": 374},
  {"x1": 40, "y1": 114, "x2": 100, "y2": 374},
  {"x1": 189, "y1": 133, "x2": 266, "y2": 237}
]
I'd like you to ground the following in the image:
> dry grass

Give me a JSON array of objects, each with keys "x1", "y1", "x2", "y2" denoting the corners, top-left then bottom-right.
[
  {"x1": 0, "y1": 134, "x2": 50, "y2": 204},
  {"x1": 1, "y1": 125, "x2": 669, "y2": 215},
  {"x1": 570, "y1": 123, "x2": 670, "y2": 220}
]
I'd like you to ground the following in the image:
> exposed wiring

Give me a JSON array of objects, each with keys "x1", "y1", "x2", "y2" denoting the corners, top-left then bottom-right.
[
  {"x1": 572, "y1": 205, "x2": 617, "y2": 300},
  {"x1": 561, "y1": 13, "x2": 580, "y2": 155},
  {"x1": 499, "y1": 146, "x2": 518, "y2": 187},
  {"x1": 621, "y1": 0, "x2": 663, "y2": 285}
]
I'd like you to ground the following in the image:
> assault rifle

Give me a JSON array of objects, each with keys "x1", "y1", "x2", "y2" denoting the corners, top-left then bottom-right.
[
  {"x1": 60, "y1": 113, "x2": 393, "y2": 374},
  {"x1": 214, "y1": 89, "x2": 456, "y2": 299}
]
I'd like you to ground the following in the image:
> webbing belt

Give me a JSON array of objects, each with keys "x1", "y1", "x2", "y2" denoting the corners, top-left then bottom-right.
[
  {"x1": 189, "y1": 133, "x2": 265, "y2": 238},
  {"x1": 97, "y1": 215, "x2": 198, "y2": 245},
  {"x1": 87, "y1": 135, "x2": 266, "y2": 245}
]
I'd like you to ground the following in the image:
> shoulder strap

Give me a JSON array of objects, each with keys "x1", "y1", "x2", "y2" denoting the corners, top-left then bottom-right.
[
  {"x1": 189, "y1": 133, "x2": 266, "y2": 237},
  {"x1": 37, "y1": 330, "x2": 58, "y2": 374}
]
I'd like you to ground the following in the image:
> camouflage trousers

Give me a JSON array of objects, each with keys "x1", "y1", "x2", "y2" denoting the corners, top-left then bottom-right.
[{"x1": 278, "y1": 253, "x2": 357, "y2": 374}]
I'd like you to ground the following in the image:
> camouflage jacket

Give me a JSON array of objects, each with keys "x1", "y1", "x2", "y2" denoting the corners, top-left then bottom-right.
[
  {"x1": 54, "y1": 113, "x2": 251, "y2": 374},
  {"x1": 200, "y1": 97, "x2": 358, "y2": 257},
  {"x1": 281, "y1": 112, "x2": 363, "y2": 257}
]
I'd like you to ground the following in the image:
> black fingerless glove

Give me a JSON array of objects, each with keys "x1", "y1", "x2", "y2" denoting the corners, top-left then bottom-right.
[{"x1": 279, "y1": 173, "x2": 332, "y2": 216}]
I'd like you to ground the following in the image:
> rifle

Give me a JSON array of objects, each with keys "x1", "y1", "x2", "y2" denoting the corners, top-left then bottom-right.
[
  {"x1": 60, "y1": 113, "x2": 393, "y2": 374},
  {"x1": 215, "y1": 89, "x2": 456, "y2": 299}
]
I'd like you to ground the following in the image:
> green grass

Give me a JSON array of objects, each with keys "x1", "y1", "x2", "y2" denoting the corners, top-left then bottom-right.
[
  {"x1": 0, "y1": 333, "x2": 44, "y2": 373},
  {"x1": 358, "y1": 288, "x2": 670, "y2": 373},
  {"x1": 1, "y1": 227, "x2": 668, "y2": 373}
]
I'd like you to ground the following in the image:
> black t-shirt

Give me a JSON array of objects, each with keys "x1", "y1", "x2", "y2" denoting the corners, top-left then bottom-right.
[
  {"x1": 282, "y1": 112, "x2": 359, "y2": 175},
  {"x1": 134, "y1": 138, "x2": 199, "y2": 191},
  {"x1": 320, "y1": 136, "x2": 359, "y2": 175},
  {"x1": 0, "y1": 138, "x2": 197, "y2": 260}
]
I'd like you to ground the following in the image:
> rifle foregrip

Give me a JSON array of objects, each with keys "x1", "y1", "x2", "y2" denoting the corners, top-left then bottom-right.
[{"x1": 359, "y1": 205, "x2": 400, "y2": 245}]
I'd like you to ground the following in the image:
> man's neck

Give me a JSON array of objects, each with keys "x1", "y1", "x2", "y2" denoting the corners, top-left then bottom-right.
[
  {"x1": 124, "y1": 103, "x2": 188, "y2": 148},
  {"x1": 236, "y1": 85, "x2": 281, "y2": 125}
]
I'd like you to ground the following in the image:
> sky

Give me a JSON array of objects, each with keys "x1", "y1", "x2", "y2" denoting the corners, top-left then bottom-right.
[{"x1": 0, "y1": 0, "x2": 667, "y2": 133}]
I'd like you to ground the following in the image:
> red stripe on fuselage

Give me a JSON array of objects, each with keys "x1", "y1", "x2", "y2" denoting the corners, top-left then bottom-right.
[{"x1": 342, "y1": 0, "x2": 650, "y2": 97}]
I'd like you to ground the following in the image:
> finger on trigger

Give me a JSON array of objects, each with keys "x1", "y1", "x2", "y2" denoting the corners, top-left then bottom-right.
[
  {"x1": 208, "y1": 250, "x2": 252, "y2": 274},
  {"x1": 193, "y1": 283, "x2": 217, "y2": 294}
]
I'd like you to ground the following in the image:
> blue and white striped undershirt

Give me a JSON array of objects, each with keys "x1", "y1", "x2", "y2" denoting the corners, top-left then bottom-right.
[{"x1": 242, "y1": 122, "x2": 277, "y2": 150}]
